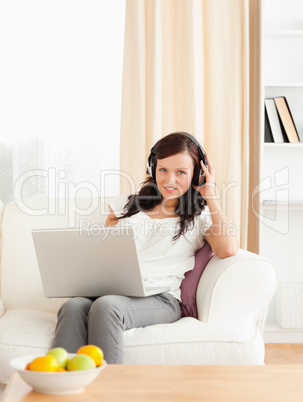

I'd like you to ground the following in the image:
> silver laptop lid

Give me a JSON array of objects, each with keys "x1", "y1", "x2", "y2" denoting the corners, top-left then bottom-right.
[{"x1": 32, "y1": 226, "x2": 152, "y2": 298}]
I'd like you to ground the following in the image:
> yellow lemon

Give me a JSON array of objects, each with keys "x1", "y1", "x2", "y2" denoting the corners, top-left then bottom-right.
[
  {"x1": 29, "y1": 355, "x2": 60, "y2": 372},
  {"x1": 76, "y1": 345, "x2": 103, "y2": 367}
]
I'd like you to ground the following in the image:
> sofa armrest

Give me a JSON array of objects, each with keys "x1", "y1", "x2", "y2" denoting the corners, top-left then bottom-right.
[{"x1": 196, "y1": 249, "x2": 278, "y2": 329}]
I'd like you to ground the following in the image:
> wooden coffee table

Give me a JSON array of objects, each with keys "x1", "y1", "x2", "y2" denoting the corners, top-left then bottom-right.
[{"x1": 2, "y1": 364, "x2": 303, "y2": 401}]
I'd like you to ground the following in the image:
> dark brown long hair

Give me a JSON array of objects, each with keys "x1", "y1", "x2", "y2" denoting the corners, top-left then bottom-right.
[{"x1": 119, "y1": 132, "x2": 207, "y2": 240}]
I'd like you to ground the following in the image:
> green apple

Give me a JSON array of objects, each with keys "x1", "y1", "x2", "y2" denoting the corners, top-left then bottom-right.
[
  {"x1": 67, "y1": 354, "x2": 96, "y2": 371},
  {"x1": 46, "y1": 347, "x2": 69, "y2": 369}
]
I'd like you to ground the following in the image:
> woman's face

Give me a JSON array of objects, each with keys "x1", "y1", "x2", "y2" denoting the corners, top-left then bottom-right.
[{"x1": 155, "y1": 152, "x2": 194, "y2": 205}]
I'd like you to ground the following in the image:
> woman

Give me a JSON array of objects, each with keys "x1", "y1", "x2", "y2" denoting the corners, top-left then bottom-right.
[{"x1": 52, "y1": 132, "x2": 238, "y2": 363}]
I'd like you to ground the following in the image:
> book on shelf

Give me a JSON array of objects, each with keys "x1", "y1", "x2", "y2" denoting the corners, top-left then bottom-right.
[
  {"x1": 264, "y1": 108, "x2": 273, "y2": 142},
  {"x1": 274, "y1": 97, "x2": 300, "y2": 143},
  {"x1": 264, "y1": 99, "x2": 285, "y2": 143}
]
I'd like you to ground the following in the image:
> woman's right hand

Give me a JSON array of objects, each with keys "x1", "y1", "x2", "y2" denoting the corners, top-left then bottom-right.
[{"x1": 105, "y1": 207, "x2": 119, "y2": 227}]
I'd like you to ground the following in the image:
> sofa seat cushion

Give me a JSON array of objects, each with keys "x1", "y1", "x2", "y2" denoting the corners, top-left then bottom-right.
[
  {"x1": 0, "y1": 312, "x2": 264, "y2": 384},
  {"x1": 124, "y1": 317, "x2": 265, "y2": 365},
  {"x1": 0, "y1": 309, "x2": 56, "y2": 383}
]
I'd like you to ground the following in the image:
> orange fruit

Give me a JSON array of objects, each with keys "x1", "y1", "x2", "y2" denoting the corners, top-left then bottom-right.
[
  {"x1": 29, "y1": 355, "x2": 60, "y2": 372},
  {"x1": 25, "y1": 363, "x2": 31, "y2": 370},
  {"x1": 76, "y1": 345, "x2": 103, "y2": 367}
]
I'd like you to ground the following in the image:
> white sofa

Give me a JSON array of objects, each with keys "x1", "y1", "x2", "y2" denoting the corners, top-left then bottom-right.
[{"x1": 0, "y1": 197, "x2": 277, "y2": 384}]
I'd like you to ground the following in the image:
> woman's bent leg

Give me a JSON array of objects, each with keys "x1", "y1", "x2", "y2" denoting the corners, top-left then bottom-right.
[
  {"x1": 87, "y1": 293, "x2": 181, "y2": 364},
  {"x1": 51, "y1": 297, "x2": 94, "y2": 352}
]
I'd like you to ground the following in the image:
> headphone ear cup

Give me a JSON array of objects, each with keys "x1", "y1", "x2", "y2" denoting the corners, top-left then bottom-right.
[
  {"x1": 192, "y1": 165, "x2": 203, "y2": 186},
  {"x1": 196, "y1": 149, "x2": 207, "y2": 186},
  {"x1": 147, "y1": 152, "x2": 156, "y2": 179},
  {"x1": 150, "y1": 158, "x2": 155, "y2": 179}
]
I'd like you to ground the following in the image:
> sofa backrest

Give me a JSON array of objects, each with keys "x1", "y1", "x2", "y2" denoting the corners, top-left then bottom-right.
[{"x1": 0, "y1": 197, "x2": 115, "y2": 313}]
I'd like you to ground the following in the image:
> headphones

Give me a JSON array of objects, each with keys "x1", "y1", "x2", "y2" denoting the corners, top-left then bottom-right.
[{"x1": 147, "y1": 132, "x2": 208, "y2": 186}]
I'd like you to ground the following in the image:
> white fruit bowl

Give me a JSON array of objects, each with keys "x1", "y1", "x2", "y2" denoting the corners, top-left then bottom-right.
[{"x1": 10, "y1": 354, "x2": 107, "y2": 395}]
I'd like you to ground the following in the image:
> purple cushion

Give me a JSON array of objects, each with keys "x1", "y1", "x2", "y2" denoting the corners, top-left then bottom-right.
[{"x1": 180, "y1": 241, "x2": 214, "y2": 319}]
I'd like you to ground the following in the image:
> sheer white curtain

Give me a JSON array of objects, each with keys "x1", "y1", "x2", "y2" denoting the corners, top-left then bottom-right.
[
  {"x1": 120, "y1": 0, "x2": 261, "y2": 251},
  {"x1": 0, "y1": 0, "x2": 125, "y2": 205}
]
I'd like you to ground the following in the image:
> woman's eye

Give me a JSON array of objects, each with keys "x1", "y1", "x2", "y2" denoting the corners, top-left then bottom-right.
[
  {"x1": 159, "y1": 168, "x2": 166, "y2": 172},
  {"x1": 178, "y1": 171, "x2": 186, "y2": 175}
]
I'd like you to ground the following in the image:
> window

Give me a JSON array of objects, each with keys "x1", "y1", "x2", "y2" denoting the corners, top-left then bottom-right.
[{"x1": 0, "y1": 0, "x2": 125, "y2": 204}]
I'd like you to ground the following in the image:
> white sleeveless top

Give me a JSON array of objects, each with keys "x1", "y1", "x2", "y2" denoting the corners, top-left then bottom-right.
[{"x1": 109, "y1": 194, "x2": 212, "y2": 300}]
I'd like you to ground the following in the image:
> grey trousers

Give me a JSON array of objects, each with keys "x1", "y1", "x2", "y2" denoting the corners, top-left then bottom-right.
[{"x1": 52, "y1": 293, "x2": 181, "y2": 364}]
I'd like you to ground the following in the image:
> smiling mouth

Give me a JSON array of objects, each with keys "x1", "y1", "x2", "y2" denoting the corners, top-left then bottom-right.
[{"x1": 164, "y1": 186, "x2": 177, "y2": 192}]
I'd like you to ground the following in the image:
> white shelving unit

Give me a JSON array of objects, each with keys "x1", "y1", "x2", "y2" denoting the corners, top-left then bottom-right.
[{"x1": 260, "y1": 0, "x2": 303, "y2": 343}]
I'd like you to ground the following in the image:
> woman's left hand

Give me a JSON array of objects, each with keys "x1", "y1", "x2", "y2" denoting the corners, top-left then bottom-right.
[{"x1": 193, "y1": 155, "x2": 216, "y2": 200}]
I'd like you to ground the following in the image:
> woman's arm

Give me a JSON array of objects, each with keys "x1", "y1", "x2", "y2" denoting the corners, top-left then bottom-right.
[
  {"x1": 194, "y1": 156, "x2": 239, "y2": 259},
  {"x1": 204, "y1": 200, "x2": 239, "y2": 259},
  {"x1": 105, "y1": 207, "x2": 119, "y2": 227}
]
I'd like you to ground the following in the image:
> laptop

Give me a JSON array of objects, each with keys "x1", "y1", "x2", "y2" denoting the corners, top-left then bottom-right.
[{"x1": 32, "y1": 226, "x2": 170, "y2": 298}]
